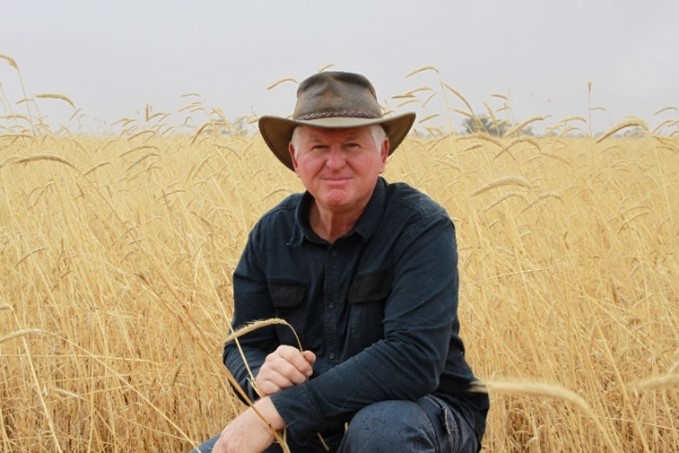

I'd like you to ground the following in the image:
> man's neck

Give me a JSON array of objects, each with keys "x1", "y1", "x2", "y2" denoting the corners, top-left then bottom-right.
[{"x1": 309, "y1": 202, "x2": 365, "y2": 243}]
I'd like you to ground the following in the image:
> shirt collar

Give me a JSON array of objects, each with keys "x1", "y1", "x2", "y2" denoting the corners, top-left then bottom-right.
[
  {"x1": 352, "y1": 177, "x2": 386, "y2": 242},
  {"x1": 289, "y1": 193, "x2": 313, "y2": 246},
  {"x1": 289, "y1": 177, "x2": 387, "y2": 246}
]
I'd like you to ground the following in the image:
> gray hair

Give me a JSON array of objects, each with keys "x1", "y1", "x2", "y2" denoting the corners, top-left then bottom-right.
[{"x1": 290, "y1": 125, "x2": 387, "y2": 158}]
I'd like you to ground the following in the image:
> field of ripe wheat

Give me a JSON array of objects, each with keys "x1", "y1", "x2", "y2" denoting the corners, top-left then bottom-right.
[
  {"x1": 1, "y1": 124, "x2": 677, "y2": 452},
  {"x1": 1, "y1": 54, "x2": 678, "y2": 451}
]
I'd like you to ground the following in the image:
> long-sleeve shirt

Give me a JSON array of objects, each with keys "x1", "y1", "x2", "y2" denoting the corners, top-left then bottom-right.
[{"x1": 223, "y1": 177, "x2": 489, "y2": 445}]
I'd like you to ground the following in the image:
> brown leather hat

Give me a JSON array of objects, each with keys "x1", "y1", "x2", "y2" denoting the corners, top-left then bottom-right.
[{"x1": 258, "y1": 71, "x2": 416, "y2": 171}]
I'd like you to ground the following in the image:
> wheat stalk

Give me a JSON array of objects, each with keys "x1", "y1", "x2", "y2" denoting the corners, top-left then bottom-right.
[
  {"x1": 225, "y1": 318, "x2": 303, "y2": 351},
  {"x1": 494, "y1": 137, "x2": 541, "y2": 159},
  {"x1": 417, "y1": 114, "x2": 440, "y2": 124},
  {"x1": 267, "y1": 78, "x2": 298, "y2": 90},
  {"x1": 0, "y1": 53, "x2": 19, "y2": 70},
  {"x1": 441, "y1": 83, "x2": 475, "y2": 116},
  {"x1": 504, "y1": 116, "x2": 547, "y2": 137},
  {"x1": 127, "y1": 129, "x2": 156, "y2": 141},
  {"x1": 0, "y1": 328, "x2": 43, "y2": 344},
  {"x1": 630, "y1": 374, "x2": 679, "y2": 390},
  {"x1": 472, "y1": 380, "x2": 620, "y2": 452},
  {"x1": 35, "y1": 93, "x2": 76, "y2": 109},
  {"x1": 596, "y1": 119, "x2": 649, "y2": 143},
  {"x1": 472, "y1": 176, "x2": 531, "y2": 196},
  {"x1": 317, "y1": 64, "x2": 336, "y2": 72},
  {"x1": 654, "y1": 106, "x2": 678, "y2": 116},
  {"x1": 483, "y1": 192, "x2": 529, "y2": 212},
  {"x1": 405, "y1": 65, "x2": 439, "y2": 77},
  {"x1": 13, "y1": 154, "x2": 79, "y2": 171}
]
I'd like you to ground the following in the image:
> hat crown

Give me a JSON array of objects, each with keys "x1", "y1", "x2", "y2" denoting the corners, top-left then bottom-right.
[
  {"x1": 293, "y1": 72, "x2": 383, "y2": 121},
  {"x1": 258, "y1": 71, "x2": 415, "y2": 171}
]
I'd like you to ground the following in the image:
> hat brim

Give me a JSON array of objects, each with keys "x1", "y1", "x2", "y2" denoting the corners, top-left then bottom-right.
[{"x1": 259, "y1": 112, "x2": 416, "y2": 171}]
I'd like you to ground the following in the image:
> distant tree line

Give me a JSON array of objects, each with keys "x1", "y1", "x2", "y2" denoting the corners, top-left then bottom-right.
[{"x1": 462, "y1": 116, "x2": 534, "y2": 137}]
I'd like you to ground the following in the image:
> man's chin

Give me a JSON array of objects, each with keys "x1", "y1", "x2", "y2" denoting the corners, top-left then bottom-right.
[{"x1": 317, "y1": 191, "x2": 352, "y2": 209}]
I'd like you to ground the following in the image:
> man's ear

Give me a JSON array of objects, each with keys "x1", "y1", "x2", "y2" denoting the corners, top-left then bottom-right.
[
  {"x1": 379, "y1": 137, "x2": 389, "y2": 172},
  {"x1": 288, "y1": 143, "x2": 299, "y2": 172}
]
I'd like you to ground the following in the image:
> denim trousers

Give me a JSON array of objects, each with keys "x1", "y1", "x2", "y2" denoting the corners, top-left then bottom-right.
[{"x1": 190, "y1": 395, "x2": 479, "y2": 453}]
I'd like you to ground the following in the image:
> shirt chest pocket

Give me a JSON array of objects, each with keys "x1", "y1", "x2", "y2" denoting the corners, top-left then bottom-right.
[
  {"x1": 347, "y1": 270, "x2": 393, "y2": 346},
  {"x1": 268, "y1": 281, "x2": 306, "y2": 308},
  {"x1": 348, "y1": 270, "x2": 393, "y2": 304},
  {"x1": 267, "y1": 281, "x2": 307, "y2": 346}
]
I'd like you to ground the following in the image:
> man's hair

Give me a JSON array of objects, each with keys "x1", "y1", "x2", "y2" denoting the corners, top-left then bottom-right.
[{"x1": 290, "y1": 125, "x2": 387, "y2": 158}]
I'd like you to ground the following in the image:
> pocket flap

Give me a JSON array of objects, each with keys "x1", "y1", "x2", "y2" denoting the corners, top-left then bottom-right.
[
  {"x1": 348, "y1": 270, "x2": 393, "y2": 303},
  {"x1": 268, "y1": 281, "x2": 306, "y2": 308}
]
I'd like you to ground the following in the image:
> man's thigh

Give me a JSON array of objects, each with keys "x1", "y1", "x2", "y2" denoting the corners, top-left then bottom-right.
[
  {"x1": 189, "y1": 430, "x2": 343, "y2": 453},
  {"x1": 338, "y1": 396, "x2": 478, "y2": 453},
  {"x1": 190, "y1": 396, "x2": 477, "y2": 453}
]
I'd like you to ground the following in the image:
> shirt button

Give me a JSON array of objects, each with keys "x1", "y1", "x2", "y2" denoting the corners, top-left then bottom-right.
[
  {"x1": 328, "y1": 302, "x2": 335, "y2": 309},
  {"x1": 329, "y1": 353, "x2": 336, "y2": 360},
  {"x1": 330, "y1": 250, "x2": 338, "y2": 257}
]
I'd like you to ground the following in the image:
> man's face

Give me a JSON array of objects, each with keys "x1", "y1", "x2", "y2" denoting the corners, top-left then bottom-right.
[{"x1": 289, "y1": 125, "x2": 388, "y2": 214}]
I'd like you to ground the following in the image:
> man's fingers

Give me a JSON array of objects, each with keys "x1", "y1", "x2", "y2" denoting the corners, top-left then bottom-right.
[
  {"x1": 264, "y1": 364, "x2": 307, "y2": 387},
  {"x1": 276, "y1": 358, "x2": 309, "y2": 384},
  {"x1": 276, "y1": 345, "x2": 314, "y2": 376},
  {"x1": 302, "y1": 350, "x2": 316, "y2": 366},
  {"x1": 255, "y1": 346, "x2": 316, "y2": 396}
]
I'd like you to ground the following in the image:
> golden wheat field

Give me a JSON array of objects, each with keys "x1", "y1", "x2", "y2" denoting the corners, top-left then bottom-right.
[{"x1": 1, "y1": 66, "x2": 679, "y2": 450}]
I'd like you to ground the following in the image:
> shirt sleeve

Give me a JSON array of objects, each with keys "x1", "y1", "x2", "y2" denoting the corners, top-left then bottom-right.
[
  {"x1": 222, "y1": 227, "x2": 278, "y2": 403},
  {"x1": 271, "y1": 212, "x2": 460, "y2": 439}
]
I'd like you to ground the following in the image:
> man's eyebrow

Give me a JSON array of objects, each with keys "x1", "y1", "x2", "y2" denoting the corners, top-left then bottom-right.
[
  {"x1": 306, "y1": 134, "x2": 326, "y2": 143},
  {"x1": 304, "y1": 131, "x2": 366, "y2": 142},
  {"x1": 342, "y1": 133, "x2": 369, "y2": 142},
  {"x1": 343, "y1": 135, "x2": 360, "y2": 141}
]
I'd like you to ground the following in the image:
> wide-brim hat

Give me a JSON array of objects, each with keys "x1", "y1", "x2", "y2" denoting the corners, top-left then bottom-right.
[{"x1": 259, "y1": 71, "x2": 416, "y2": 171}]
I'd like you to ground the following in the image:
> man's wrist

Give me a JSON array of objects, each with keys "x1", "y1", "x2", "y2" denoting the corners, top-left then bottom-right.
[{"x1": 253, "y1": 396, "x2": 286, "y2": 431}]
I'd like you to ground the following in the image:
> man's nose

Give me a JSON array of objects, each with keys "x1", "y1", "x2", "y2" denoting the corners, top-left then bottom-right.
[{"x1": 325, "y1": 146, "x2": 346, "y2": 169}]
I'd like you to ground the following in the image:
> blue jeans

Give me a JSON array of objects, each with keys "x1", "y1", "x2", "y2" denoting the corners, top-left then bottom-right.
[{"x1": 190, "y1": 395, "x2": 479, "y2": 452}]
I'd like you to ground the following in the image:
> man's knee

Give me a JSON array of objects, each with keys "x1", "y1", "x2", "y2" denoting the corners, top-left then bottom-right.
[{"x1": 341, "y1": 400, "x2": 437, "y2": 451}]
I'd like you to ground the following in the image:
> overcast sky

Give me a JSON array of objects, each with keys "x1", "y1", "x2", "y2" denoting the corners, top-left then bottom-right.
[{"x1": 2, "y1": 0, "x2": 678, "y2": 134}]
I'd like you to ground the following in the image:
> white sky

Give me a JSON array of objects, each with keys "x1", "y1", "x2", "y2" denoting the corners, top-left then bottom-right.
[{"x1": 2, "y1": 0, "x2": 678, "y2": 134}]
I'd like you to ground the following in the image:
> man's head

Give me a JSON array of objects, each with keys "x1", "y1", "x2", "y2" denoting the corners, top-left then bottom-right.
[
  {"x1": 258, "y1": 71, "x2": 415, "y2": 171},
  {"x1": 288, "y1": 124, "x2": 388, "y2": 213}
]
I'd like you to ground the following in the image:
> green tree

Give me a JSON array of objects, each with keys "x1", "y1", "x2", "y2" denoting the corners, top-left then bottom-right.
[{"x1": 462, "y1": 116, "x2": 510, "y2": 136}]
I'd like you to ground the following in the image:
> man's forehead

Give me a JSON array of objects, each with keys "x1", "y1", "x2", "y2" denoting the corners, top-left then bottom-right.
[{"x1": 298, "y1": 125, "x2": 372, "y2": 140}]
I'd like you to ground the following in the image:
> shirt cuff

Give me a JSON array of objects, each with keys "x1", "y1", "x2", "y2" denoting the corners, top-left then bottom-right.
[{"x1": 270, "y1": 383, "x2": 324, "y2": 443}]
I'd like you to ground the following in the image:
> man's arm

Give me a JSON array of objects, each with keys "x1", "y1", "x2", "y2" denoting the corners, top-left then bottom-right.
[
  {"x1": 222, "y1": 230, "x2": 278, "y2": 401},
  {"x1": 218, "y1": 229, "x2": 316, "y2": 452},
  {"x1": 271, "y1": 212, "x2": 460, "y2": 439},
  {"x1": 212, "y1": 397, "x2": 283, "y2": 453}
]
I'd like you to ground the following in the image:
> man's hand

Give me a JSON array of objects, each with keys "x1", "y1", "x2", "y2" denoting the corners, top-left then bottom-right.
[
  {"x1": 213, "y1": 346, "x2": 313, "y2": 452},
  {"x1": 255, "y1": 345, "x2": 316, "y2": 397},
  {"x1": 213, "y1": 397, "x2": 284, "y2": 453}
]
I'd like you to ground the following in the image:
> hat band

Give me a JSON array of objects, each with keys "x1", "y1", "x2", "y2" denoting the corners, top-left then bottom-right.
[{"x1": 296, "y1": 110, "x2": 381, "y2": 121}]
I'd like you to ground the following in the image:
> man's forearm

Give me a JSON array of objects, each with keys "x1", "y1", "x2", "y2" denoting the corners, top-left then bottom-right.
[
  {"x1": 253, "y1": 396, "x2": 286, "y2": 430},
  {"x1": 212, "y1": 396, "x2": 284, "y2": 453}
]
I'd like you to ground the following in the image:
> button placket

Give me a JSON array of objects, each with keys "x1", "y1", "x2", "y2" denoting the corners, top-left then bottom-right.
[{"x1": 324, "y1": 246, "x2": 340, "y2": 363}]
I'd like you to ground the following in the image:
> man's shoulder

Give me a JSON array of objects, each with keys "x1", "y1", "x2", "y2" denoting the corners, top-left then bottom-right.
[
  {"x1": 263, "y1": 193, "x2": 303, "y2": 216},
  {"x1": 384, "y1": 181, "x2": 448, "y2": 221},
  {"x1": 254, "y1": 193, "x2": 303, "y2": 230}
]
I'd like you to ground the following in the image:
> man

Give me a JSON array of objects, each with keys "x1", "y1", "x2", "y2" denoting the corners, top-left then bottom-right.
[{"x1": 195, "y1": 71, "x2": 489, "y2": 452}]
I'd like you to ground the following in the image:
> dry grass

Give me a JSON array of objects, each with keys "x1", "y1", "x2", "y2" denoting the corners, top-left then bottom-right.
[
  {"x1": 1, "y1": 59, "x2": 678, "y2": 450},
  {"x1": 0, "y1": 128, "x2": 677, "y2": 452}
]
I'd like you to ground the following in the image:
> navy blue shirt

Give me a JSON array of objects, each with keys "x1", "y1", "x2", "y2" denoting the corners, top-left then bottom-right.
[{"x1": 223, "y1": 177, "x2": 489, "y2": 444}]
